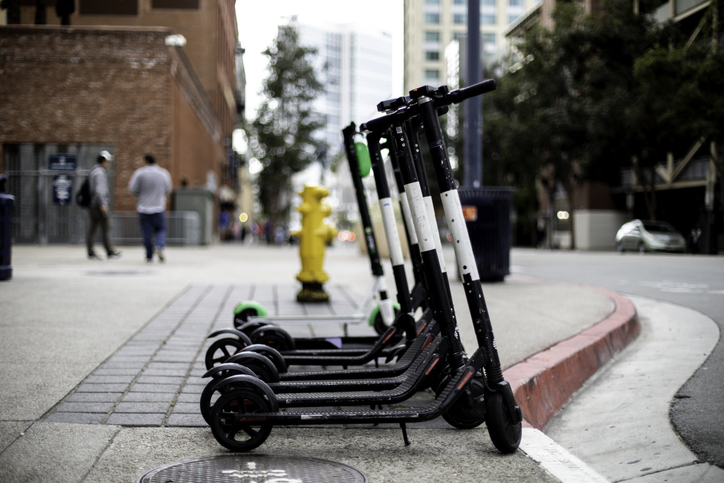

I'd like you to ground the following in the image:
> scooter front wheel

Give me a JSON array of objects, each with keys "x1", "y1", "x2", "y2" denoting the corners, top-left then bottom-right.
[
  {"x1": 485, "y1": 390, "x2": 522, "y2": 454},
  {"x1": 370, "y1": 303, "x2": 401, "y2": 335},
  {"x1": 210, "y1": 388, "x2": 274, "y2": 452}
]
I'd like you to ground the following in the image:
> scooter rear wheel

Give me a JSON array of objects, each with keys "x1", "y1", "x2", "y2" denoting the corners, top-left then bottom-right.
[
  {"x1": 485, "y1": 390, "x2": 522, "y2": 454},
  {"x1": 236, "y1": 320, "x2": 272, "y2": 335},
  {"x1": 200, "y1": 369, "x2": 255, "y2": 424},
  {"x1": 210, "y1": 389, "x2": 273, "y2": 452},
  {"x1": 241, "y1": 344, "x2": 288, "y2": 373},
  {"x1": 205, "y1": 338, "x2": 245, "y2": 370},
  {"x1": 442, "y1": 377, "x2": 486, "y2": 429},
  {"x1": 249, "y1": 326, "x2": 296, "y2": 352}
]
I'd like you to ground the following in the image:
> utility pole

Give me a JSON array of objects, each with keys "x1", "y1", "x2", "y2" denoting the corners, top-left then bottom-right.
[{"x1": 464, "y1": 0, "x2": 483, "y2": 188}]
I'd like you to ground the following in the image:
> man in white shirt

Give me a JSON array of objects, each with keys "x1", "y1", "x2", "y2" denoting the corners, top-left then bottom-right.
[{"x1": 129, "y1": 154, "x2": 172, "y2": 262}]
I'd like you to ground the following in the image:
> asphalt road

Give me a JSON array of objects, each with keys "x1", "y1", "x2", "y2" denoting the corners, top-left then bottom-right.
[{"x1": 509, "y1": 248, "x2": 724, "y2": 469}]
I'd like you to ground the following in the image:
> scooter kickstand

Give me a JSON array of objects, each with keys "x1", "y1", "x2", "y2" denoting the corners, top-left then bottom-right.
[{"x1": 400, "y1": 423, "x2": 411, "y2": 446}]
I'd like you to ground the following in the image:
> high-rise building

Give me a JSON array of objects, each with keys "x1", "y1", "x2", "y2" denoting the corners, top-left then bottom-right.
[
  {"x1": 293, "y1": 19, "x2": 394, "y2": 155},
  {"x1": 403, "y1": 0, "x2": 539, "y2": 92}
]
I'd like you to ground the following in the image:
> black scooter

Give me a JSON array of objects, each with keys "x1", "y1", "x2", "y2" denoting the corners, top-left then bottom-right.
[{"x1": 207, "y1": 79, "x2": 522, "y2": 455}]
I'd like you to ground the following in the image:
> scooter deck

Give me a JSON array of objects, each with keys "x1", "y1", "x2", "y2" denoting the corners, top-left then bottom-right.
[
  {"x1": 269, "y1": 330, "x2": 440, "y2": 393},
  {"x1": 271, "y1": 335, "x2": 443, "y2": 406},
  {"x1": 213, "y1": 348, "x2": 483, "y2": 428},
  {"x1": 279, "y1": 313, "x2": 434, "y2": 381}
]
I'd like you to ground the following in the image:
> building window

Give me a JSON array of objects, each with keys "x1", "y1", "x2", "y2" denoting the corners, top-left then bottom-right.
[
  {"x1": 80, "y1": 0, "x2": 138, "y2": 15},
  {"x1": 426, "y1": 50, "x2": 440, "y2": 61},
  {"x1": 453, "y1": 13, "x2": 466, "y2": 24},
  {"x1": 483, "y1": 33, "x2": 497, "y2": 53},
  {"x1": 509, "y1": 0, "x2": 523, "y2": 5},
  {"x1": 425, "y1": 0, "x2": 440, "y2": 4},
  {"x1": 509, "y1": 14, "x2": 521, "y2": 24},
  {"x1": 152, "y1": 0, "x2": 199, "y2": 8},
  {"x1": 482, "y1": 14, "x2": 496, "y2": 24},
  {"x1": 425, "y1": 12, "x2": 440, "y2": 23},
  {"x1": 454, "y1": 0, "x2": 466, "y2": 4},
  {"x1": 425, "y1": 31, "x2": 441, "y2": 42},
  {"x1": 425, "y1": 69, "x2": 440, "y2": 83},
  {"x1": 482, "y1": 0, "x2": 496, "y2": 5}
]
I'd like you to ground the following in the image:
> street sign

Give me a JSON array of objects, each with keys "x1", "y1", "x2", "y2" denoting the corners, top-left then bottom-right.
[{"x1": 48, "y1": 154, "x2": 77, "y2": 172}]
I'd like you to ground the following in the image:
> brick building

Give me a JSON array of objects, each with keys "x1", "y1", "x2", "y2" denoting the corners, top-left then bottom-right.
[{"x1": 0, "y1": 0, "x2": 242, "y2": 244}]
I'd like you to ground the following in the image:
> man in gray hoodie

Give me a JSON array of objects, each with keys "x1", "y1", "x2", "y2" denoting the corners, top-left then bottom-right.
[
  {"x1": 129, "y1": 154, "x2": 172, "y2": 262},
  {"x1": 87, "y1": 151, "x2": 121, "y2": 260}
]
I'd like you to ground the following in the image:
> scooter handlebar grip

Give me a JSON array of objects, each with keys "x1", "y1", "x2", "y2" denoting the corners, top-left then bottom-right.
[
  {"x1": 448, "y1": 79, "x2": 497, "y2": 104},
  {"x1": 362, "y1": 109, "x2": 408, "y2": 133},
  {"x1": 360, "y1": 115, "x2": 389, "y2": 133}
]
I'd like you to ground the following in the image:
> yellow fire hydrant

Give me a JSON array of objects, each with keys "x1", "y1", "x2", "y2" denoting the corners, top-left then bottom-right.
[{"x1": 292, "y1": 185, "x2": 337, "y2": 303}]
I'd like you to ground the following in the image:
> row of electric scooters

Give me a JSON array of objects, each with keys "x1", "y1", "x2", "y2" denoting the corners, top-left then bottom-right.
[{"x1": 198, "y1": 79, "x2": 523, "y2": 454}]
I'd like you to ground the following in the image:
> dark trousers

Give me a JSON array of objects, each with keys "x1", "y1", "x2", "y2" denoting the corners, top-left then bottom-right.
[
  {"x1": 139, "y1": 212, "x2": 167, "y2": 260},
  {"x1": 86, "y1": 205, "x2": 112, "y2": 256}
]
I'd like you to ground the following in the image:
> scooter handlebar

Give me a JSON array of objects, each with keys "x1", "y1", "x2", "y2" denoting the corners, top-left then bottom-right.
[{"x1": 447, "y1": 79, "x2": 497, "y2": 104}]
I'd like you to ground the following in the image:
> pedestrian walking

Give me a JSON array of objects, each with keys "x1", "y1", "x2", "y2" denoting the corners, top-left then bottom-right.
[
  {"x1": 129, "y1": 154, "x2": 172, "y2": 262},
  {"x1": 86, "y1": 151, "x2": 122, "y2": 260}
]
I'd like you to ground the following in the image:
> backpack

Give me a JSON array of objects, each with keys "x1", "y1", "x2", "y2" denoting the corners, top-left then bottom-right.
[{"x1": 76, "y1": 176, "x2": 91, "y2": 208}]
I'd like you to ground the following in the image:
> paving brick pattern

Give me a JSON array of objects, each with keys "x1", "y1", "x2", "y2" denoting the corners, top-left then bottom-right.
[{"x1": 46, "y1": 283, "x2": 362, "y2": 427}]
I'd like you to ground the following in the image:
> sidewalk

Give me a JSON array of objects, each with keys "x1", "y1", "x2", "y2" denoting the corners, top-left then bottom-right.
[{"x1": 0, "y1": 243, "x2": 637, "y2": 482}]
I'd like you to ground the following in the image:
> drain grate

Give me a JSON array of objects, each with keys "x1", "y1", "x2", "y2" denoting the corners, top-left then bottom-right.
[{"x1": 137, "y1": 454, "x2": 369, "y2": 483}]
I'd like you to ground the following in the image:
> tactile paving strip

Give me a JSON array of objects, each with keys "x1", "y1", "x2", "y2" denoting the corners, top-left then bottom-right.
[{"x1": 45, "y1": 283, "x2": 362, "y2": 427}]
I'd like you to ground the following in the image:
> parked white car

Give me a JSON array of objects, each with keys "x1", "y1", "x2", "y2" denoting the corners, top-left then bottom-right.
[{"x1": 615, "y1": 220, "x2": 687, "y2": 253}]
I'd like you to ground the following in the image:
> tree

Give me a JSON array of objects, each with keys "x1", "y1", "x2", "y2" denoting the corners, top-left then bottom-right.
[
  {"x1": 486, "y1": 0, "x2": 663, "y2": 247},
  {"x1": 634, "y1": 3, "x2": 724, "y2": 229},
  {"x1": 248, "y1": 26, "x2": 327, "y2": 235}
]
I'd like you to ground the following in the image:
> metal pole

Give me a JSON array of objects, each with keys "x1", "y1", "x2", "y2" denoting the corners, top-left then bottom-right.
[{"x1": 465, "y1": 0, "x2": 482, "y2": 188}]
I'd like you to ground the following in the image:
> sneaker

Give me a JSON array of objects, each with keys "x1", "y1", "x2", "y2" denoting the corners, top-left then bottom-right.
[
  {"x1": 107, "y1": 251, "x2": 122, "y2": 260},
  {"x1": 88, "y1": 253, "x2": 102, "y2": 261},
  {"x1": 156, "y1": 247, "x2": 165, "y2": 262}
]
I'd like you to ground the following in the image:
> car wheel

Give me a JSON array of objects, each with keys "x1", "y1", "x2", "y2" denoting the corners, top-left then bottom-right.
[
  {"x1": 616, "y1": 242, "x2": 624, "y2": 253},
  {"x1": 638, "y1": 242, "x2": 646, "y2": 253}
]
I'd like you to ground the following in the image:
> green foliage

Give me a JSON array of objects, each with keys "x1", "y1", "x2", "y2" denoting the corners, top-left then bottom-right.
[
  {"x1": 248, "y1": 26, "x2": 328, "y2": 226},
  {"x1": 635, "y1": 41, "x2": 724, "y2": 149},
  {"x1": 483, "y1": 0, "x2": 699, "y2": 244}
]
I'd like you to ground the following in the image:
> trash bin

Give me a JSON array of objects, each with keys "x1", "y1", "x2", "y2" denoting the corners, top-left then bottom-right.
[
  {"x1": 0, "y1": 175, "x2": 15, "y2": 281},
  {"x1": 457, "y1": 187, "x2": 514, "y2": 282}
]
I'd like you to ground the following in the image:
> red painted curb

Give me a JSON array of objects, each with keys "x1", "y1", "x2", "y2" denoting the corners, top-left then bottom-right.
[{"x1": 504, "y1": 285, "x2": 640, "y2": 430}]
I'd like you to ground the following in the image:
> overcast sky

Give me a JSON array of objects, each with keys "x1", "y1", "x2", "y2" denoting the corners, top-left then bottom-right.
[{"x1": 235, "y1": 0, "x2": 404, "y2": 119}]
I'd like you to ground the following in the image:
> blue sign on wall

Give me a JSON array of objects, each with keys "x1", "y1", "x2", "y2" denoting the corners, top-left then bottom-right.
[{"x1": 48, "y1": 154, "x2": 77, "y2": 172}]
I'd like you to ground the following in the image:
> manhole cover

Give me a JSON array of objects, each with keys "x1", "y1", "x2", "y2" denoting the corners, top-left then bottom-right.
[{"x1": 137, "y1": 454, "x2": 369, "y2": 483}]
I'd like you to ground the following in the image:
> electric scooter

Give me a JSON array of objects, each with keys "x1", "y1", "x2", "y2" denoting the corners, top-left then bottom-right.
[{"x1": 207, "y1": 79, "x2": 522, "y2": 455}]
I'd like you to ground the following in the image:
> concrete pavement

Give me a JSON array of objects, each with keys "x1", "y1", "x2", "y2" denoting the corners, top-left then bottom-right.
[{"x1": 0, "y1": 242, "x2": 649, "y2": 482}]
